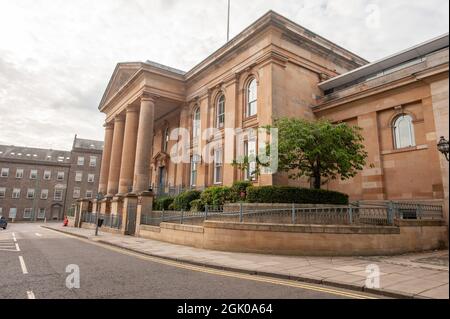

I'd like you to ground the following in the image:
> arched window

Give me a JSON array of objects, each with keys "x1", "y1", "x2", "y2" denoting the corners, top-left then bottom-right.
[
  {"x1": 216, "y1": 94, "x2": 225, "y2": 128},
  {"x1": 192, "y1": 107, "x2": 201, "y2": 141},
  {"x1": 393, "y1": 114, "x2": 415, "y2": 149},
  {"x1": 163, "y1": 127, "x2": 170, "y2": 152},
  {"x1": 246, "y1": 78, "x2": 257, "y2": 117}
]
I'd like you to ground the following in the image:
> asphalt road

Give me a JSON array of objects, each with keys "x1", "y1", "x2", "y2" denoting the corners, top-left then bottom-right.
[{"x1": 0, "y1": 223, "x2": 377, "y2": 299}]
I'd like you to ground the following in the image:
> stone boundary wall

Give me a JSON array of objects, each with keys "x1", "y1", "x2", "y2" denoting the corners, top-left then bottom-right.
[
  {"x1": 137, "y1": 220, "x2": 448, "y2": 256},
  {"x1": 80, "y1": 222, "x2": 123, "y2": 235}
]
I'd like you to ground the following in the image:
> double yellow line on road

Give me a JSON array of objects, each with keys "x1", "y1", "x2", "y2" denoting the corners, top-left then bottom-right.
[{"x1": 47, "y1": 228, "x2": 377, "y2": 299}]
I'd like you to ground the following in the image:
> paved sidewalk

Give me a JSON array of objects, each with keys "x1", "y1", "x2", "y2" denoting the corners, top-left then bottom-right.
[{"x1": 43, "y1": 225, "x2": 449, "y2": 299}]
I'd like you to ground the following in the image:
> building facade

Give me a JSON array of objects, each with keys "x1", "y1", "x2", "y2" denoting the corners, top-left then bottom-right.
[
  {"x1": 0, "y1": 136, "x2": 103, "y2": 221},
  {"x1": 96, "y1": 11, "x2": 449, "y2": 222}
]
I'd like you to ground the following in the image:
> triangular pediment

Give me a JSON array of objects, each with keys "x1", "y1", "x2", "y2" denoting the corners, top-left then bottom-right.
[{"x1": 99, "y1": 62, "x2": 143, "y2": 109}]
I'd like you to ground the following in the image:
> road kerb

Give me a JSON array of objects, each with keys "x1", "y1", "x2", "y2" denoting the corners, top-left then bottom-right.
[{"x1": 41, "y1": 225, "x2": 419, "y2": 299}]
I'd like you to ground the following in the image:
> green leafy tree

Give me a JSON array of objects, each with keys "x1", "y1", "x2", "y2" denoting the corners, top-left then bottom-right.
[{"x1": 269, "y1": 118, "x2": 368, "y2": 189}]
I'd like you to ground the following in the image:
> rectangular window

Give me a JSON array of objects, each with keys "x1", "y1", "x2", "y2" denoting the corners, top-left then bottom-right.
[
  {"x1": 41, "y1": 189, "x2": 48, "y2": 200},
  {"x1": 43, "y1": 170, "x2": 51, "y2": 180},
  {"x1": 54, "y1": 189, "x2": 63, "y2": 201},
  {"x1": 30, "y1": 169, "x2": 38, "y2": 179},
  {"x1": 190, "y1": 156, "x2": 198, "y2": 187},
  {"x1": 23, "y1": 208, "x2": 33, "y2": 219},
  {"x1": 89, "y1": 156, "x2": 97, "y2": 167},
  {"x1": 0, "y1": 207, "x2": 3, "y2": 217},
  {"x1": 244, "y1": 139, "x2": 257, "y2": 181},
  {"x1": 87, "y1": 174, "x2": 95, "y2": 183},
  {"x1": 73, "y1": 187, "x2": 81, "y2": 199},
  {"x1": 86, "y1": 190, "x2": 93, "y2": 199},
  {"x1": 57, "y1": 171, "x2": 64, "y2": 181},
  {"x1": 38, "y1": 208, "x2": 46, "y2": 219},
  {"x1": 27, "y1": 188, "x2": 35, "y2": 199},
  {"x1": 75, "y1": 171, "x2": 83, "y2": 182},
  {"x1": 9, "y1": 208, "x2": 17, "y2": 219},
  {"x1": 0, "y1": 187, "x2": 5, "y2": 198},
  {"x1": 77, "y1": 156, "x2": 85, "y2": 166},
  {"x1": 213, "y1": 149, "x2": 223, "y2": 184},
  {"x1": 16, "y1": 169, "x2": 24, "y2": 179},
  {"x1": 1, "y1": 168, "x2": 9, "y2": 177},
  {"x1": 12, "y1": 188, "x2": 21, "y2": 199}
]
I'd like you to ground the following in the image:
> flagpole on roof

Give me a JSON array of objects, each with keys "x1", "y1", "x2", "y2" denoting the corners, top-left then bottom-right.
[{"x1": 227, "y1": 0, "x2": 231, "y2": 42}]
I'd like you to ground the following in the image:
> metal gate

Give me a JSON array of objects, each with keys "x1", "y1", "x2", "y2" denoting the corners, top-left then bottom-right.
[{"x1": 125, "y1": 202, "x2": 137, "y2": 235}]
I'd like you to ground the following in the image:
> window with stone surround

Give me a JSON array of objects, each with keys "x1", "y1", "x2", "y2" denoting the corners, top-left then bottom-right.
[
  {"x1": 89, "y1": 156, "x2": 97, "y2": 167},
  {"x1": 0, "y1": 187, "x2": 5, "y2": 198},
  {"x1": 193, "y1": 107, "x2": 201, "y2": 143},
  {"x1": 163, "y1": 127, "x2": 170, "y2": 153},
  {"x1": 23, "y1": 208, "x2": 33, "y2": 219},
  {"x1": 73, "y1": 187, "x2": 81, "y2": 199},
  {"x1": 88, "y1": 174, "x2": 95, "y2": 183},
  {"x1": 246, "y1": 78, "x2": 257, "y2": 117},
  {"x1": 16, "y1": 169, "x2": 24, "y2": 179},
  {"x1": 27, "y1": 188, "x2": 35, "y2": 199},
  {"x1": 9, "y1": 207, "x2": 17, "y2": 219},
  {"x1": 12, "y1": 188, "x2": 20, "y2": 199},
  {"x1": 38, "y1": 208, "x2": 46, "y2": 219},
  {"x1": 393, "y1": 114, "x2": 416, "y2": 149},
  {"x1": 29, "y1": 169, "x2": 38, "y2": 179},
  {"x1": 1, "y1": 168, "x2": 9, "y2": 177},
  {"x1": 216, "y1": 94, "x2": 225, "y2": 129},
  {"x1": 44, "y1": 170, "x2": 51, "y2": 180},
  {"x1": 54, "y1": 189, "x2": 63, "y2": 201},
  {"x1": 41, "y1": 189, "x2": 48, "y2": 200},
  {"x1": 77, "y1": 156, "x2": 85, "y2": 166},
  {"x1": 57, "y1": 171, "x2": 65, "y2": 181},
  {"x1": 75, "y1": 171, "x2": 83, "y2": 182},
  {"x1": 213, "y1": 148, "x2": 223, "y2": 184},
  {"x1": 86, "y1": 190, "x2": 93, "y2": 199}
]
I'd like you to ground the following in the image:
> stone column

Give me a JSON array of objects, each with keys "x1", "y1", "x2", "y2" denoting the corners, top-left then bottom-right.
[
  {"x1": 107, "y1": 114, "x2": 125, "y2": 196},
  {"x1": 98, "y1": 122, "x2": 114, "y2": 195},
  {"x1": 133, "y1": 94, "x2": 155, "y2": 193},
  {"x1": 118, "y1": 105, "x2": 139, "y2": 195}
]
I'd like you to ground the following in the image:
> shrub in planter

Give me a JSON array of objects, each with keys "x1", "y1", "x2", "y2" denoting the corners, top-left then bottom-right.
[
  {"x1": 246, "y1": 186, "x2": 348, "y2": 205},
  {"x1": 153, "y1": 196, "x2": 174, "y2": 211},
  {"x1": 231, "y1": 181, "x2": 253, "y2": 201},
  {"x1": 190, "y1": 199, "x2": 204, "y2": 212},
  {"x1": 200, "y1": 186, "x2": 234, "y2": 207},
  {"x1": 172, "y1": 190, "x2": 201, "y2": 210}
]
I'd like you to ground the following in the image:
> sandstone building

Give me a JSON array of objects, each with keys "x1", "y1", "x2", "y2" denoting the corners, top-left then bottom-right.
[
  {"x1": 96, "y1": 11, "x2": 449, "y2": 222},
  {"x1": 0, "y1": 136, "x2": 103, "y2": 221}
]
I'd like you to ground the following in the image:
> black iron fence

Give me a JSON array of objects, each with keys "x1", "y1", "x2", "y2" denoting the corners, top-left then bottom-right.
[
  {"x1": 81, "y1": 212, "x2": 122, "y2": 229},
  {"x1": 140, "y1": 201, "x2": 444, "y2": 227}
]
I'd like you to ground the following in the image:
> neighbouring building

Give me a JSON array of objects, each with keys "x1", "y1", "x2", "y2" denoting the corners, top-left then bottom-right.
[
  {"x1": 96, "y1": 11, "x2": 449, "y2": 223},
  {"x1": 0, "y1": 136, "x2": 103, "y2": 221}
]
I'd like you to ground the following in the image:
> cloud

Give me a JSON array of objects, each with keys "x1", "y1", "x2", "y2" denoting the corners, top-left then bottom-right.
[{"x1": 0, "y1": 0, "x2": 448, "y2": 150}]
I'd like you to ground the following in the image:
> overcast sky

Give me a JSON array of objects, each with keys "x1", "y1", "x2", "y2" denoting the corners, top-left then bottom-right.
[{"x1": 0, "y1": 0, "x2": 448, "y2": 150}]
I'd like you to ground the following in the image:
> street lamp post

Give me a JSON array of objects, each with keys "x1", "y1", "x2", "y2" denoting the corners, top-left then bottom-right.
[
  {"x1": 95, "y1": 192, "x2": 104, "y2": 236},
  {"x1": 437, "y1": 136, "x2": 449, "y2": 162}
]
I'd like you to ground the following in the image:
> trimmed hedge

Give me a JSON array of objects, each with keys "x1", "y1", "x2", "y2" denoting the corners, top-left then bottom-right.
[
  {"x1": 153, "y1": 196, "x2": 174, "y2": 211},
  {"x1": 200, "y1": 186, "x2": 233, "y2": 206},
  {"x1": 231, "y1": 181, "x2": 253, "y2": 201},
  {"x1": 173, "y1": 190, "x2": 201, "y2": 210},
  {"x1": 246, "y1": 186, "x2": 349, "y2": 205}
]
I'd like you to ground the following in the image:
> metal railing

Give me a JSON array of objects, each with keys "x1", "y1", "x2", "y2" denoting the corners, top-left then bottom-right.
[
  {"x1": 81, "y1": 212, "x2": 122, "y2": 229},
  {"x1": 140, "y1": 201, "x2": 444, "y2": 227}
]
